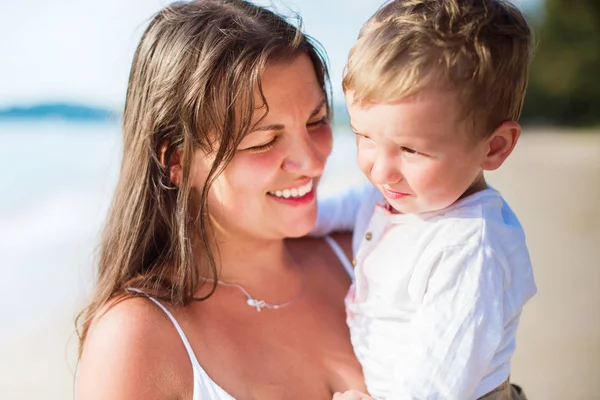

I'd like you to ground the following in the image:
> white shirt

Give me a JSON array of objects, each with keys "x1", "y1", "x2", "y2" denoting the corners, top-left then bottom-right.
[{"x1": 315, "y1": 184, "x2": 537, "y2": 399}]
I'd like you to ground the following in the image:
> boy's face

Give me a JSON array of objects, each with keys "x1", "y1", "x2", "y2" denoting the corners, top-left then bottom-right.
[{"x1": 346, "y1": 87, "x2": 489, "y2": 214}]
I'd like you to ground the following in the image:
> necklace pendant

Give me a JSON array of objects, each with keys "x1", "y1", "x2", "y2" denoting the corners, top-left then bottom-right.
[{"x1": 246, "y1": 298, "x2": 266, "y2": 312}]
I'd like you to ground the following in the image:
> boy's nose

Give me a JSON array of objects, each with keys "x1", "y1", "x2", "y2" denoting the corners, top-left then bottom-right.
[{"x1": 370, "y1": 155, "x2": 402, "y2": 185}]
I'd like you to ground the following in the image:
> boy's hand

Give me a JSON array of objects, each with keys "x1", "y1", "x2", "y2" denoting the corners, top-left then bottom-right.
[{"x1": 332, "y1": 390, "x2": 374, "y2": 400}]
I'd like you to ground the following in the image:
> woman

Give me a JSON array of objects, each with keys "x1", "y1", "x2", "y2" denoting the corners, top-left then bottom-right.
[{"x1": 76, "y1": 0, "x2": 367, "y2": 398}]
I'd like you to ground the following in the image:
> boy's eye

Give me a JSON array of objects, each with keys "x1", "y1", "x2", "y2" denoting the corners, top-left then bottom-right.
[
  {"x1": 354, "y1": 131, "x2": 372, "y2": 141},
  {"x1": 402, "y1": 146, "x2": 424, "y2": 156}
]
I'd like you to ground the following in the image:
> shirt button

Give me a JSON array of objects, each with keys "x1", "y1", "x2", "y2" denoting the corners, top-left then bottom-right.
[
  {"x1": 352, "y1": 258, "x2": 357, "y2": 266},
  {"x1": 365, "y1": 232, "x2": 373, "y2": 241}
]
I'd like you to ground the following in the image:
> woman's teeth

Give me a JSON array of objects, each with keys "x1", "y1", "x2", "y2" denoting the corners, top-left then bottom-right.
[{"x1": 269, "y1": 180, "x2": 313, "y2": 198}]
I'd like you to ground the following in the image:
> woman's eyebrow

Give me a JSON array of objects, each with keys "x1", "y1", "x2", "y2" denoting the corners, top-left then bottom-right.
[
  {"x1": 250, "y1": 123, "x2": 284, "y2": 133},
  {"x1": 249, "y1": 99, "x2": 327, "y2": 133}
]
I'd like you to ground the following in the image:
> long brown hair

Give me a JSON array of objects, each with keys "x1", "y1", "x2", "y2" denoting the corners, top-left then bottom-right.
[{"x1": 77, "y1": 0, "x2": 330, "y2": 356}]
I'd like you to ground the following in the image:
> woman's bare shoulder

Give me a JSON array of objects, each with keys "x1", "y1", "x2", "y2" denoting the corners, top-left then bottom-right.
[
  {"x1": 77, "y1": 295, "x2": 191, "y2": 399},
  {"x1": 289, "y1": 232, "x2": 353, "y2": 271},
  {"x1": 328, "y1": 232, "x2": 353, "y2": 261}
]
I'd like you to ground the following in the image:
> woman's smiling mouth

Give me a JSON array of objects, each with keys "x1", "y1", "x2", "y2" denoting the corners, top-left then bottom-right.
[{"x1": 268, "y1": 179, "x2": 314, "y2": 199}]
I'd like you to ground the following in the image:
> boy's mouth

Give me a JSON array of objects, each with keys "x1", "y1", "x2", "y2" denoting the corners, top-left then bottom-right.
[{"x1": 382, "y1": 186, "x2": 410, "y2": 199}]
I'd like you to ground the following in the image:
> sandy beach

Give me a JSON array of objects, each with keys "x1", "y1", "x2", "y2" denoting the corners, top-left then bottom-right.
[
  {"x1": 486, "y1": 130, "x2": 600, "y2": 399},
  {"x1": 1, "y1": 129, "x2": 599, "y2": 399}
]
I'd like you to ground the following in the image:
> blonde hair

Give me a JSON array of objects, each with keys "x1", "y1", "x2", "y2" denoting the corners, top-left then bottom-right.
[
  {"x1": 343, "y1": 0, "x2": 532, "y2": 134},
  {"x1": 77, "y1": 0, "x2": 330, "y2": 356}
]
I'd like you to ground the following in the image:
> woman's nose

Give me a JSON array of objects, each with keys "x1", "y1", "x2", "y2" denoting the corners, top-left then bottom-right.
[{"x1": 282, "y1": 130, "x2": 327, "y2": 177}]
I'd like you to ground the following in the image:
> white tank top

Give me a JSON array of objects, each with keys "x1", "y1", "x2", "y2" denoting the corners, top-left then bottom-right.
[{"x1": 129, "y1": 236, "x2": 353, "y2": 400}]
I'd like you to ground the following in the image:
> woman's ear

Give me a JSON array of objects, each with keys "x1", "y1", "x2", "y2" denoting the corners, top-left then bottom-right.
[
  {"x1": 159, "y1": 141, "x2": 183, "y2": 187},
  {"x1": 481, "y1": 121, "x2": 521, "y2": 171}
]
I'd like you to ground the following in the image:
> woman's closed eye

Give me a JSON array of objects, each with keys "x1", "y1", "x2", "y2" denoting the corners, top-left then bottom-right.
[
  {"x1": 245, "y1": 135, "x2": 281, "y2": 153},
  {"x1": 307, "y1": 116, "x2": 329, "y2": 128}
]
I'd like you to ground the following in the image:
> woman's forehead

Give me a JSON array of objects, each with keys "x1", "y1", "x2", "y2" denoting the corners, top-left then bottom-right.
[{"x1": 260, "y1": 55, "x2": 322, "y2": 101}]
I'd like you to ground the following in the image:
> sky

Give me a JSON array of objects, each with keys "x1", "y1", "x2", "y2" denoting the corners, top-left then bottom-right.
[{"x1": 0, "y1": 0, "x2": 540, "y2": 110}]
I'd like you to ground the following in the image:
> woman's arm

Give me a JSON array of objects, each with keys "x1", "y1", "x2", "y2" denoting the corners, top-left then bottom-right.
[
  {"x1": 76, "y1": 298, "x2": 189, "y2": 399},
  {"x1": 312, "y1": 183, "x2": 375, "y2": 237}
]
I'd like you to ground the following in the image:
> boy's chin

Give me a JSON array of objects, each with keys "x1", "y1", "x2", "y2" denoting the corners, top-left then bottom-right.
[
  {"x1": 385, "y1": 198, "x2": 413, "y2": 214},
  {"x1": 387, "y1": 199, "x2": 436, "y2": 215}
]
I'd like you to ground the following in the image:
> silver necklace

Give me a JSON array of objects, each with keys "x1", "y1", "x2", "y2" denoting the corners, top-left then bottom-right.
[{"x1": 216, "y1": 268, "x2": 305, "y2": 312}]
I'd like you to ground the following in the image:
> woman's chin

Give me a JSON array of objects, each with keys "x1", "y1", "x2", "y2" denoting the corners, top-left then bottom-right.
[{"x1": 282, "y1": 214, "x2": 318, "y2": 238}]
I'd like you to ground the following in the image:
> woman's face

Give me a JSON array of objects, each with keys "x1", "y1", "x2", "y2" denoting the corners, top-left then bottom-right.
[{"x1": 192, "y1": 54, "x2": 333, "y2": 241}]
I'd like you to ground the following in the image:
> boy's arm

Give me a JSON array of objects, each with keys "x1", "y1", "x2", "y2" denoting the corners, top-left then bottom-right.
[
  {"x1": 311, "y1": 183, "x2": 375, "y2": 236},
  {"x1": 391, "y1": 242, "x2": 506, "y2": 399}
]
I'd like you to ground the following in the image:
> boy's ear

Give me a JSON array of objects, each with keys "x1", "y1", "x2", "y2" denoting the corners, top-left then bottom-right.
[
  {"x1": 159, "y1": 141, "x2": 183, "y2": 187},
  {"x1": 481, "y1": 121, "x2": 521, "y2": 171}
]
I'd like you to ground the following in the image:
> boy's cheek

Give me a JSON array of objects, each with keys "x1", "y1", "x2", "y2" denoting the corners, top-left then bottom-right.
[
  {"x1": 410, "y1": 164, "x2": 442, "y2": 188},
  {"x1": 412, "y1": 167, "x2": 460, "y2": 207},
  {"x1": 356, "y1": 150, "x2": 373, "y2": 178}
]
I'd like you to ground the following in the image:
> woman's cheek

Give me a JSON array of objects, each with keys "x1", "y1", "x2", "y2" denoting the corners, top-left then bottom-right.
[
  {"x1": 313, "y1": 124, "x2": 333, "y2": 158},
  {"x1": 231, "y1": 150, "x2": 283, "y2": 185}
]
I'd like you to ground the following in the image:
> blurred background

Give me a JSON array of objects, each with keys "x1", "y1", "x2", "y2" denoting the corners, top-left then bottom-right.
[{"x1": 1, "y1": 0, "x2": 598, "y2": 399}]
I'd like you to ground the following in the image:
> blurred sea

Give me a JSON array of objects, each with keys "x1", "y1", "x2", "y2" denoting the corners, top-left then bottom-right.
[
  {"x1": 1, "y1": 122, "x2": 120, "y2": 333},
  {"x1": 0, "y1": 120, "x2": 364, "y2": 336}
]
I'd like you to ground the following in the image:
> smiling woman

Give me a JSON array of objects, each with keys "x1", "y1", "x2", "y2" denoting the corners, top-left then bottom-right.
[
  {"x1": 204, "y1": 56, "x2": 333, "y2": 241},
  {"x1": 75, "y1": 1, "x2": 365, "y2": 399}
]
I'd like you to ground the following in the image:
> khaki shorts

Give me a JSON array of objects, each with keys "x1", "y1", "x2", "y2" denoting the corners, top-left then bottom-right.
[{"x1": 478, "y1": 379, "x2": 528, "y2": 400}]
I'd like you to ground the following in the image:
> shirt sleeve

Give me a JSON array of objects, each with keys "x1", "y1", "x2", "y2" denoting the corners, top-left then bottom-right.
[
  {"x1": 311, "y1": 183, "x2": 374, "y2": 236},
  {"x1": 390, "y1": 242, "x2": 506, "y2": 400}
]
